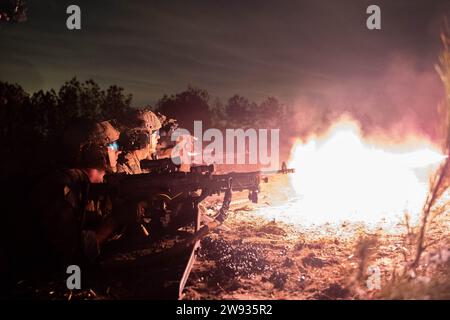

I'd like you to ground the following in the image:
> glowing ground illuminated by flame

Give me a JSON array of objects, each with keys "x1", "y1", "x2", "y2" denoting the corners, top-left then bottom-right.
[{"x1": 256, "y1": 120, "x2": 446, "y2": 227}]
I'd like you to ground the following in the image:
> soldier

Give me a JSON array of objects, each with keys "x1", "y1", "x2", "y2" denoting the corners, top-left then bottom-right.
[
  {"x1": 116, "y1": 109, "x2": 162, "y2": 174},
  {"x1": 31, "y1": 119, "x2": 129, "y2": 268}
]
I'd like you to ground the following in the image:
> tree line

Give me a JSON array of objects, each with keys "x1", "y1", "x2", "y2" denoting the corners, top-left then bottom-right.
[{"x1": 0, "y1": 78, "x2": 294, "y2": 178}]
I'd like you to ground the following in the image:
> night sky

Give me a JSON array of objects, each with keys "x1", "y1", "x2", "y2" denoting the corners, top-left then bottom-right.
[{"x1": 1, "y1": 0, "x2": 450, "y2": 138}]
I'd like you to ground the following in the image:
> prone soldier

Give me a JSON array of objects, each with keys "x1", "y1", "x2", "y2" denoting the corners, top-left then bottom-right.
[
  {"x1": 116, "y1": 109, "x2": 162, "y2": 174},
  {"x1": 31, "y1": 119, "x2": 130, "y2": 268}
]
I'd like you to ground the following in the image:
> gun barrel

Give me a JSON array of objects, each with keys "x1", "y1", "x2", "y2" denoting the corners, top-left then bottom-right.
[{"x1": 260, "y1": 168, "x2": 295, "y2": 175}]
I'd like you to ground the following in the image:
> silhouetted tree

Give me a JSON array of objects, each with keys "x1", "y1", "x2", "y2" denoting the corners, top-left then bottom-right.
[
  {"x1": 0, "y1": 82, "x2": 30, "y2": 153},
  {"x1": 58, "y1": 78, "x2": 100, "y2": 123},
  {"x1": 210, "y1": 97, "x2": 227, "y2": 128},
  {"x1": 156, "y1": 86, "x2": 212, "y2": 132},
  {"x1": 101, "y1": 84, "x2": 132, "y2": 119},
  {"x1": 224, "y1": 95, "x2": 257, "y2": 128},
  {"x1": 29, "y1": 89, "x2": 58, "y2": 137}
]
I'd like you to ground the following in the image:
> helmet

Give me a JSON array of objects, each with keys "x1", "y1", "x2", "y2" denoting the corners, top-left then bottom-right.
[
  {"x1": 123, "y1": 109, "x2": 162, "y2": 132},
  {"x1": 63, "y1": 119, "x2": 120, "y2": 170},
  {"x1": 87, "y1": 121, "x2": 120, "y2": 146}
]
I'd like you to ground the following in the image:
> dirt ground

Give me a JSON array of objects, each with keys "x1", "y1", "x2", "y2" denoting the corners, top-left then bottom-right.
[
  {"x1": 9, "y1": 176, "x2": 449, "y2": 300},
  {"x1": 183, "y1": 208, "x2": 449, "y2": 300},
  {"x1": 182, "y1": 175, "x2": 450, "y2": 300}
]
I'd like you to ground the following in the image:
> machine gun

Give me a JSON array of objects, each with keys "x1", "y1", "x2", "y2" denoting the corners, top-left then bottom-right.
[
  {"x1": 89, "y1": 159, "x2": 294, "y2": 299},
  {"x1": 90, "y1": 162, "x2": 264, "y2": 224}
]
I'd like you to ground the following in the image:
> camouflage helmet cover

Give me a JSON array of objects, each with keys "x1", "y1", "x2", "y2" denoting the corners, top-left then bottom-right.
[
  {"x1": 64, "y1": 120, "x2": 119, "y2": 149},
  {"x1": 124, "y1": 109, "x2": 162, "y2": 132},
  {"x1": 62, "y1": 120, "x2": 120, "y2": 169},
  {"x1": 88, "y1": 121, "x2": 120, "y2": 146}
]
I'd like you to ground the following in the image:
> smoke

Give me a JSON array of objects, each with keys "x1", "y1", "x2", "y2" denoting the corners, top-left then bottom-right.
[{"x1": 291, "y1": 53, "x2": 445, "y2": 145}]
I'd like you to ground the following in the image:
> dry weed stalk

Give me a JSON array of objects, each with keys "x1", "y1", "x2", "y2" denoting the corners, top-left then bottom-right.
[
  {"x1": 412, "y1": 31, "x2": 450, "y2": 268},
  {"x1": 354, "y1": 235, "x2": 378, "y2": 282}
]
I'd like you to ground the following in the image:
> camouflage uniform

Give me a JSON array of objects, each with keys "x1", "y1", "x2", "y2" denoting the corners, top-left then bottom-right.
[
  {"x1": 32, "y1": 169, "x2": 105, "y2": 266},
  {"x1": 117, "y1": 152, "x2": 142, "y2": 174},
  {"x1": 115, "y1": 110, "x2": 163, "y2": 242},
  {"x1": 32, "y1": 120, "x2": 120, "y2": 267}
]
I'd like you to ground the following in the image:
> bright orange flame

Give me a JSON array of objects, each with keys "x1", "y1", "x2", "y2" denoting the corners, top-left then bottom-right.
[{"x1": 285, "y1": 119, "x2": 446, "y2": 226}]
